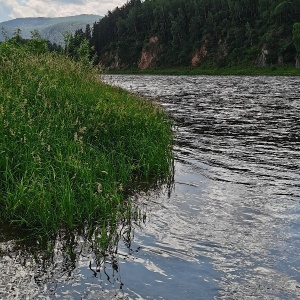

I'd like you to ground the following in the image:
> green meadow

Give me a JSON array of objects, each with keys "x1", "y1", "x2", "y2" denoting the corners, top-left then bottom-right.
[{"x1": 0, "y1": 39, "x2": 173, "y2": 236}]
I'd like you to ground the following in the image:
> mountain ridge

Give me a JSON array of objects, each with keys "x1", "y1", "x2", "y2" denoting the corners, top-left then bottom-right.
[{"x1": 0, "y1": 14, "x2": 101, "y2": 46}]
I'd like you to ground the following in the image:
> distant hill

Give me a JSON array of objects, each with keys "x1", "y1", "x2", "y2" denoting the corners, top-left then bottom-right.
[
  {"x1": 89, "y1": 0, "x2": 300, "y2": 70},
  {"x1": 0, "y1": 14, "x2": 102, "y2": 46}
]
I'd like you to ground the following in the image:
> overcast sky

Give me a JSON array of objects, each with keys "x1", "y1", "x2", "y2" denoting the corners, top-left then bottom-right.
[{"x1": 0, "y1": 0, "x2": 128, "y2": 22}]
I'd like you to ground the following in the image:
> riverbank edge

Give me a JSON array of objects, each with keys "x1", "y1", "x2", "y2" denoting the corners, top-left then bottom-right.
[
  {"x1": 105, "y1": 66, "x2": 300, "y2": 76},
  {"x1": 0, "y1": 40, "x2": 174, "y2": 237}
]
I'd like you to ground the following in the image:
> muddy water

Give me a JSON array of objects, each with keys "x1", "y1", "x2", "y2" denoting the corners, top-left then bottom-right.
[{"x1": 1, "y1": 75, "x2": 300, "y2": 299}]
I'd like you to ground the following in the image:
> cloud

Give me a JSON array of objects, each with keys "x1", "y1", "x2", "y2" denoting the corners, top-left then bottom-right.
[{"x1": 0, "y1": 0, "x2": 127, "y2": 22}]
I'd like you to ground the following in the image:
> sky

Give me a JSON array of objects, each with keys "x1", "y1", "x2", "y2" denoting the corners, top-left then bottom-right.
[{"x1": 0, "y1": 0, "x2": 128, "y2": 23}]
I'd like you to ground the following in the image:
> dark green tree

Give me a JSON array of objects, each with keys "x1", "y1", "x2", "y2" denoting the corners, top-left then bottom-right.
[
  {"x1": 85, "y1": 0, "x2": 300, "y2": 69},
  {"x1": 293, "y1": 22, "x2": 300, "y2": 67},
  {"x1": 27, "y1": 30, "x2": 48, "y2": 54}
]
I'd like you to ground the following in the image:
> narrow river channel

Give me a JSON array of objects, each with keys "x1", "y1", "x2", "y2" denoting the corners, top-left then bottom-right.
[{"x1": 1, "y1": 75, "x2": 299, "y2": 299}]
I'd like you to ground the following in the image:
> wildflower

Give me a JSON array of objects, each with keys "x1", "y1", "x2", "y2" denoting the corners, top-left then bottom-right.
[
  {"x1": 9, "y1": 128, "x2": 15, "y2": 136},
  {"x1": 95, "y1": 182, "x2": 103, "y2": 194},
  {"x1": 79, "y1": 127, "x2": 87, "y2": 134}
]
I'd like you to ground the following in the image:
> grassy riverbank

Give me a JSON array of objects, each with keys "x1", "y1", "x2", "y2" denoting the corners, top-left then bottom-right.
[
  {"x1": 0, "y1": 40, "x2": 173, "y2": 236},
  {"x1": 107, "y1": 66, "x2": 300, "y2": 76}
]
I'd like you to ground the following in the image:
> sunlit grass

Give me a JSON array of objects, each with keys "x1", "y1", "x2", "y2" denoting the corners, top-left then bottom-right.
[{"x1": 0, "y1": 40, "x2": 173, "y2": 236}]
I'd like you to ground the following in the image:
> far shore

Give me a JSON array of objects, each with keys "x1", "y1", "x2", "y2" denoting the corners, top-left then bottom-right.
[{"x1": 105, "y1": 66, "x2": 300, "y2": 76}]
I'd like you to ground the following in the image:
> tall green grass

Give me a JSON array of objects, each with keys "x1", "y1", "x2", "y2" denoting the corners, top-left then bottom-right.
[{"x1": 0, "y1": 40, "x2": 173, "y2": 236}]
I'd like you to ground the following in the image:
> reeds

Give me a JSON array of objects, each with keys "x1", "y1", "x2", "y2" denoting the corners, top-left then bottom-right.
[{"x1": 0, "y1": 40, "x2": 173, "y2": 236}]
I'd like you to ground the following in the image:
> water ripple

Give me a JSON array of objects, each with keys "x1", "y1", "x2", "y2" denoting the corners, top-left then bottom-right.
[
  {"x1": 1, "y1": 75, "x2": 299, "y2": 299},
  {"x1": 102, "y1": 75, "x2": 300, "y2": 299}
]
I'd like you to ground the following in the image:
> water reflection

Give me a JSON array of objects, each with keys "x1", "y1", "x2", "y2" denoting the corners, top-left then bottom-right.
[
  {"x1": 102, "y1": 75, "x2": 300, "y2": 299},
  {"x1": 0, "y1": 200, "x2": 148, "y2": 299},
  {"x1": 1, "y1": 75, "x2": 300, "y2": 299}
]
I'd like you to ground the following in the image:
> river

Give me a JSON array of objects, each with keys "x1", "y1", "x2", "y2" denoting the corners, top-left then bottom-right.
[{"x1": 0, "y1": 75, "x2": 299, "y2": 299}]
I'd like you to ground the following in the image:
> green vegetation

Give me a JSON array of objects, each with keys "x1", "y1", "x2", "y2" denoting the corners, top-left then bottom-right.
[
  {"x1": 0, "y1": 15, "x2": 101, "y2": 46},
  {"x1": 72, "y1": 0, "x2": 300, "y2": 70},
  {"x1": 293, "y1": 22, "x2": 300, "y2": 67},
  {"x1": 107, "y1": 66, "x2": 300, "y2": 76},
  {"x1": 0, "y1": 38, "x2": 173, "y2": 236}
]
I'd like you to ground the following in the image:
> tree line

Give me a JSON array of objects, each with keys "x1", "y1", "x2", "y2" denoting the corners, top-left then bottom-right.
[{"x1": 61, "y1": 0, "x2": 300, "y2": 68}]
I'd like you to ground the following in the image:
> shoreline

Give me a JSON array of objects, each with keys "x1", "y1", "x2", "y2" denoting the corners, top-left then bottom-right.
[
  {"x1": 105, "y1": 66, "x2": 300, "y2": 76},
  {"x1": 0, "y1": 40, "x2": 174, "y2": 237}
]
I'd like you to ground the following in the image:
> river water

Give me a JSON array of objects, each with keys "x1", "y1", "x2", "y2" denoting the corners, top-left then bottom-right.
[{"x1": 1, "y1": 75, "x2": 300, "y2": 299}]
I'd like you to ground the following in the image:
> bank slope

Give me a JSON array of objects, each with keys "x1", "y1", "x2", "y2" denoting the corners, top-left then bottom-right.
[{"x1": 0, "y1": 40, "x2": 173, "y2": 235}]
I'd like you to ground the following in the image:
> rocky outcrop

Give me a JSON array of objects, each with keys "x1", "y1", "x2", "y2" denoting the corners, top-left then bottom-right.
[
  {"x1": 109, "y1": 53, "x2": 122, "y2": 69},
  {"x1": 191, "y1": 37, "x2": 208, "y2": 67},
  {"x1": 218, "y1": 39, "x2": 229, "y2": 58},
  {"x1": 102, "y1": 51, "x2": 127, "y2": 70},
  {"x1": 257, "y1": 44, "x2": 269, "y2": 67},
  {"x1": 138, "y1": 36, "x2": 160, "y2": 70}
]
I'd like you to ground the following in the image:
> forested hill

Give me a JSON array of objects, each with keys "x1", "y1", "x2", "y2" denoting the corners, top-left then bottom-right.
[
  {"x1": 0, "y1": 15, "x2": 101, "y2": 46},
  {"x1": 80, "y1": 0, "x2": 300, "y2": 70}
]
